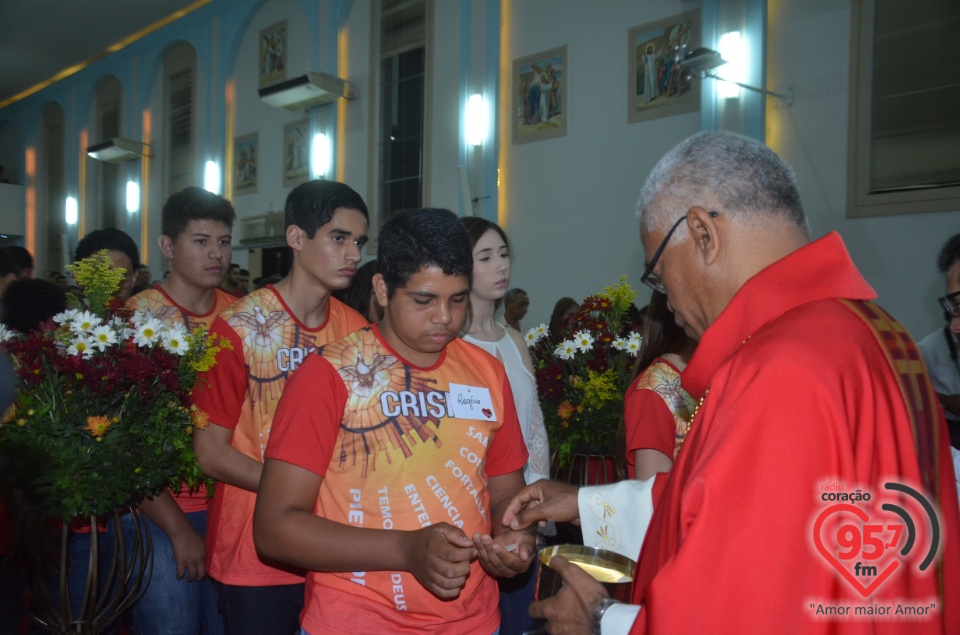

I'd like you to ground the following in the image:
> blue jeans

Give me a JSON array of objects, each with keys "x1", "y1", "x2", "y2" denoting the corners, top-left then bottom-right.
[
  {"x1": 111, "y1": 510, "x2": 223, "y2": 635},
  {"x1": 214, "y1": 580, "x2": 303, "y2": 635}
]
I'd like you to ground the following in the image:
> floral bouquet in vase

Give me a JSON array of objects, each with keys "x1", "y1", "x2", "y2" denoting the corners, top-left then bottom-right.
[
  {"x1": 0, "y1": 251, "x2": 227, "y2": 522},
  {"x1": 525, "y1": 277, "x2": 642, "y2": 466}
]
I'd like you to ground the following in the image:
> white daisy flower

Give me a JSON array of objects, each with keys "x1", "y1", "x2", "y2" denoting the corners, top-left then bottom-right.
[
  {"x1": 612, "y1": 337, "x2": 627, "y2": 351},
  {"x1": 625, "y1": 338, "x2": 642, "y2": 356},
  {"x1": 554, "y1": 340, "x2": 577, "y2": 360},
  {"x1": 524, "y1": 328, "x2": 540, "y2": 347},
  {"x1": 161, "y1": 324, "x2": 191, "y2": 356},
  {"x1": 133, "y1": 318, "x2": 163, "y2": 347},
  {"x1": 67, "y1": 336, "x2": 95, "y2": 359},
  {"x1": 627, "y1": 330, "x2": 642, "y2": 344},
  {"x1": 572, "y1": 330, "x2": 594, "y2": 353},
  {"x1": 69, "y1": 310, "x2": 102, "y2": 334},
  {"x1": 535, "y1": 324, "x2": 548, "y2": 337},
  {"x1": 53, "y1": 308, "x2": 79, "y2": 325},
  {"x1": 0, "y1": 324, "x2": 14, "y2": 343},
  {"x1": 89, "y1": 325, "x2": 118, "y2": 351}
]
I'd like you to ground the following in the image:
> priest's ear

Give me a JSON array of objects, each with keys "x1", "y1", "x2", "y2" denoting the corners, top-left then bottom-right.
[{"x1": 686, "y1": 207, "x2": 721, "y2": 266}]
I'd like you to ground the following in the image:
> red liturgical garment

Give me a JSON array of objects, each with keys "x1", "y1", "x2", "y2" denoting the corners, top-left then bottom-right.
[{"x1": 629, "y1": 233, "x2": 960, "y2": 634}]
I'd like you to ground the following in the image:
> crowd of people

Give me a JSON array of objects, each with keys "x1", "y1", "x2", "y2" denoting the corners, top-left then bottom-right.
[{"x1": 1, "y1": 131, "x2": 959, "y2": 634}]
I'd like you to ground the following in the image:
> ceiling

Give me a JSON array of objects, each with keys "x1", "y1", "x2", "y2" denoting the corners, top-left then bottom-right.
[{"x1": 0, "y1": 1, "x2": 203, "y2": 106}]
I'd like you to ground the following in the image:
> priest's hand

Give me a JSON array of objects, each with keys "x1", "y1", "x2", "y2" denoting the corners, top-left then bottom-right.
[
  {"x1": 502, "y1": 479, "x2": 581, "y2": 530},
  {"x1": 530, "y1": 555, "x2": 609, "y2": 635}
]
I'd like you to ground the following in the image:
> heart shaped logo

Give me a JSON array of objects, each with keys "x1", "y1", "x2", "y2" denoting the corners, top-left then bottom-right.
[
  {"x1": 482, "y1": 408, "x2": 492, "y2": 419},
  {"x1": 812, "y1": 504, "x2": 900, "y2": 597}
]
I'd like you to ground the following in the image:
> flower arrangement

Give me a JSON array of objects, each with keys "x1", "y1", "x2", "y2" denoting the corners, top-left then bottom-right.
[
  {"x1": 526, "y1": 277, "x2": 642, "y2": 465},
  {"x1": 0, "y1": 251, "x2": 228, "y2": 522}
]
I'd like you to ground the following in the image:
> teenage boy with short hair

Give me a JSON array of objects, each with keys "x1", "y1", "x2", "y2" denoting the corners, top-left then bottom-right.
[
  {"x1": 254, "y1": 208, "x2": 535, "y2": 635},
  {"x1": 192, "y1": 180, "x2": 370, "y2": 635},
  {"x1": 124, "y1": 185, "x2": 237, "y2": 634}
]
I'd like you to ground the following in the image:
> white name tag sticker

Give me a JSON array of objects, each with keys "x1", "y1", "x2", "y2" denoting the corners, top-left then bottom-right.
[{"x1": 447, "y1": 384, "x2": 496, "y2": 421}]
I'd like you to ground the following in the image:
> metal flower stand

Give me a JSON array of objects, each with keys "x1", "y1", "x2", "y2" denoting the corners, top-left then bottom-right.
[{"x1": 15, "y1": 505, "x2": 152, "y2": 635}]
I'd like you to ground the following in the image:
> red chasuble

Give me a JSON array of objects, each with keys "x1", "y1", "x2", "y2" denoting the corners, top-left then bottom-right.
[{"x1": 630, "y1": 233, "x2": 960, "y2": 634}]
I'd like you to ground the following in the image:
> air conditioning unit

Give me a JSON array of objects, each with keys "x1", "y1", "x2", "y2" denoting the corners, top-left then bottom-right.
[
  {"x1": 86, "y1": 137, "x2": 151, "y2": 162},
  {"x1": 258, "y1": 72, "x2": 353, "y2": 111}
]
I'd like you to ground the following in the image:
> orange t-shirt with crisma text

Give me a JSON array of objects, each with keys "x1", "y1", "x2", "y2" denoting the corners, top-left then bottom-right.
[
  {"x1": 192, "y1": 287, "x2": 368, "y2": 585},
  {"x1": 266, "y1": 325, "x2": 528, "y2": 634}
]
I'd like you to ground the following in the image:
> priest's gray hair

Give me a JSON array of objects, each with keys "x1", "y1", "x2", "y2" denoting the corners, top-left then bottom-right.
[{"x1": 636, "y1": 131, "x2": 808, "y2": 235}]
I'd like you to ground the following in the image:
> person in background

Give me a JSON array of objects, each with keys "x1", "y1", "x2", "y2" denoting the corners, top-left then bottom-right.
[
  {"x1": 619, "y1": 290, "x2": 696, "y2": 482},
  {"x1": 191, "y1": 180, "x2": 370, "y2": 635},
  {"x1": 502, "y1": 288, "x2": 529, "y2": 333},
  {"x1": 75, "y1": 228, "x2": 140, "y2": 302},
  {"x1": 918, "y1": 233, "x2": 960, "y2": 449},
  {"x1": 237, "y1": 269, "x2": 250, "y2": 295},
  {"x1": 254, "y1": 208, "x2": 534, "y2": 635},
  {"x1": 220, "y1": 263, "x2": 245, "y2": 299},
  {"x1": 548, "y1": 296, "x2": 579, "y2": 342},
  {"x1": 460, "y1": 217, "x2": 549, "y2": 635},
  {"x1": 5, "y1": 246, "x2": 33, "y2": 279},
  {"x1": 123, "y1": 185, "x2": 237, "y2": 635},
  {"x1": 1, "y1": 279, "x2": 67, "y2": 334},
  {"x1": 0, "y1": 249, "x2": 18, "y2": 322},
  {"x1": 131, "y1": 265, "x2": 152, "y2": 295},
  {"x1": 332, "y1": 259, "x2": 382, "y2": 323}
]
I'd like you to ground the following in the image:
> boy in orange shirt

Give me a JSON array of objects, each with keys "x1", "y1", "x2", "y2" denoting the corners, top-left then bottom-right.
[
  {"x1": 255, "y1": 208, "x2": 536, "y2": 634},
  {"x1": 124, "y1": 186, "x2": 237, "y2": 635},
  {"x1": 191, "y1": 180, "x2": 369, "y2": 635}
]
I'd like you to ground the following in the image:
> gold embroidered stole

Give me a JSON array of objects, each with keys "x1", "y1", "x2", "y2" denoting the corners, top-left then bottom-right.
[{"x1": 837, "y1": 299, "x2": 942, "y2": 503}]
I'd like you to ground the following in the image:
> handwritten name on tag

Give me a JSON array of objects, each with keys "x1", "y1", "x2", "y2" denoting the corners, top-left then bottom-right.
[{"x1": 447, "y1": 383, "x2": 496, "y2": 421}]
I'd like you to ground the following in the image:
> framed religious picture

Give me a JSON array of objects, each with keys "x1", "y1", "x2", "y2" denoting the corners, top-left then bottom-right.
[
  {"x1": 628, "y1": 10, "x2": 701, "y2": 123},
  {"x1": 283, "y1": 119, "x2": 310, "y2": 187},
  {"x1": 512, "y1": 45, "x2": 567, "y2": 145},
  {"x1": 259, "y1": 20, "x2": 288, "y2": 87},
  {"x1": 233, "y1": 133, "x2": 258, "y2": 196}
]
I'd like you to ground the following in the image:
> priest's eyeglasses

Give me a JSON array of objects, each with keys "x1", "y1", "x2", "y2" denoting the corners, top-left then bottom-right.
[
  {"x1": 939, "y1": 290, "x2": 960, "y2": 319},
  {"x1": 641, "y1": 211, "x2": 718, "y2": 294}
]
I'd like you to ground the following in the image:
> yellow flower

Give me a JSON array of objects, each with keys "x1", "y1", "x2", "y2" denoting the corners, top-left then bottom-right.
[
  {"x1": 557, "y1": 400, "x2": 574, "y2": 420},
  {"x1": 190, "y1": 407, "x2": 210, "y2": 430},
  {"x1": 66, "y1": 251, "x2": 126, "y2": 311},
  {"x1": 2, "y1": 405, "x2": 15, "y2": 424},
  {"x1": 85, "y1": 415, "x2": 113, "y2": 438}
]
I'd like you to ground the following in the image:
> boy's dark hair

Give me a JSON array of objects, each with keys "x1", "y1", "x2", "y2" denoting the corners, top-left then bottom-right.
[
  {"x1": 2, "y1": 278, "x2": 67, "y2": 333},
  {"x1": 161, "y1": 186, "x2": 236, "y2": 240},
  {"x1": 378, "y1": 208, "x2": 472, "y2": 297},
  {"x1": 284, "y1": 180, "x2": 368, "y2": 238},
  {"x1": 938, "y1": 234, "x2": 960, "y2": 274},
  {"x1": 5, "y1": 246, "x2": 33, "y2": 277},
  {"x1": 229, "y1": 263, "x2": 239, "y2": 272},
  {"x1": 75, "y1": 228, "x2": 140, "y2": 269}
]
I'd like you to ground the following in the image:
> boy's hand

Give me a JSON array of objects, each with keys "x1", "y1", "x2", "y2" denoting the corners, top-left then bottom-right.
[
  {"x1": 404, "y1": 523, "x2": 477, "y2": 599},
  {"x1": 471, "y1": 529, "x2": 537, "y2": 578}
]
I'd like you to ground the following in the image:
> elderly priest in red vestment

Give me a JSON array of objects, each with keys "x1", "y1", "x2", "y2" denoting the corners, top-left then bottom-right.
[{"x1": 504, "y1": 131, "x2": 960, "y2": 635}]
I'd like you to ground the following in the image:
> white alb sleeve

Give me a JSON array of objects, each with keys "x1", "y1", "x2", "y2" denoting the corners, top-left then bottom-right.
[
  {"x1": 577, "y1": 478, "x2": 655, "y2": 561},
  {"x1": 603, "y1": 603, "x2": 642, "y2": 635}
]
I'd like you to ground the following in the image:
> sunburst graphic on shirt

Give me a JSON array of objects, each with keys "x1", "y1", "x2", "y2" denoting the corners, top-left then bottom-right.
[
  {"x1": 324, "y1": 332, "x2": 443, "y2": 478},
  {"x1": 226, "y1": 303, "x2": 292, "y2": 416}
]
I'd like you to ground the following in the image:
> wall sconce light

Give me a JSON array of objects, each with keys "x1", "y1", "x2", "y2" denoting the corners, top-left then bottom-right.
[
  {"x1": 126, "y1": 181, "x2": 140, "y2": 213},
  {"x1": 204, "y1": 161, "x2": 221, "y2": 194},
  {"x1": 683, "y1": 45, "x2": 793, "y2": 105},
  {"x1": 65, "y1": 196, "x2": 78, "y2": 225},
  {"x1": 465, "y1": 93, "x2": 487, "y2": 147},
  {"x1": 311, "y1": 133, "x2": 332, "y2": 178},
  {"x1": 716, "y1": 32, "x2": 744, "y2": 99}
]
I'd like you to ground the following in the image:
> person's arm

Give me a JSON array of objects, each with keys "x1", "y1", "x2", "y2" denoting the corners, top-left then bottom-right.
[
  {"x1": 138, "y1": 490, "x2": 206, "y2": 581},
  {"x1": 503, "y1": 479, "x2": 581, "y2": 530},
  {"x1": 472, "y1": 469, "x2": 537, "y2": 578},
  {"x1": 633, "y1": 449, "x2": 672, "y2": 482},
  {"x1": 192, "y1": 422, "x2": 263, "y2": 492},
  {"x1": 253, "y1": 458, "x2": 477, "y2": 599}
]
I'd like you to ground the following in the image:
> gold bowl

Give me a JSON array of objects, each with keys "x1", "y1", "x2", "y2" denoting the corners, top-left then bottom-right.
[{"x1": 535, "y1": 544, "x2": 636, "y2": 602}]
